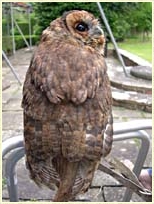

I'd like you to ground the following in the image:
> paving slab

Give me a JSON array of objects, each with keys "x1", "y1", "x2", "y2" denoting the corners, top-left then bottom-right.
[
  {"x1": 112, "y1": 87, "x2": 152, "y2": 112},
  {"x1": 107, "y1": 56, "x2": 152, "y2": 94}
]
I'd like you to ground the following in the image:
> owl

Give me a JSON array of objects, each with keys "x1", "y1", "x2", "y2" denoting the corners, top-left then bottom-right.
[{"x1": 22, "y1": 10, "x2": 113, "y2": 202}]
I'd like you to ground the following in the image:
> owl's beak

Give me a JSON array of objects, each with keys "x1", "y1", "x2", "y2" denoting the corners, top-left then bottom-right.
[
  {"x1": 95, "y1": 26, "x2": 104, "y2": 35},
  {"x1": 90, "y1": 25, "x2": 104, "y2": 37}
]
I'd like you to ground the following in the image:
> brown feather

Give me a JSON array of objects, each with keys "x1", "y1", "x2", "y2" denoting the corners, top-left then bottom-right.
[{"x1": 22, "y1": 10, "x2": 113, "y2": 201}]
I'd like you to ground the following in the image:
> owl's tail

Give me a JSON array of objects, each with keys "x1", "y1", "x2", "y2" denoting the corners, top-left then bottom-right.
[{"x1": 52, "y1": 157, "x2": 79, "y2": 202}]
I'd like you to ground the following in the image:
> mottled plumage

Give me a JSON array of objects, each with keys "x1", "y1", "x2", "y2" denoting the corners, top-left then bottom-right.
[{"x1": 22, "y1": 10, "x2": 113, "y2": 201}]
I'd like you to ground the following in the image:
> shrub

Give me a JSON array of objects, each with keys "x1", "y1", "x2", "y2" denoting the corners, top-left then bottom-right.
[
  {"x1": 13, "y1": 22, "x2": 30, "y2": 35},
  {"x1": 33, "y1": 2, "x2": 152, "y2": 41},
  {"x1": 2, "y1": 35, "x2": 40, "y2": 54}
]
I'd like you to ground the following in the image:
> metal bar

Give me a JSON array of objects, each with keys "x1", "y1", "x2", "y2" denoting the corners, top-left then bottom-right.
[
  {"x1": 113, "y1": 119, "x2": 152, "y2": 135},
  {"x1": 2, "y1": 120, "x2": 151, "y2": 202},
  {"x1": 10, "y1": 3, "x2": 15, "y2": 54},
  {"x1": 122, "y1": 130, "x2": 150, "y2": 201},
  {"x1": 113, "y1": 130, "x2": 150, "y2": 201},
  {"x1": 5, "y1": 6, "x2": 10, "y2": 36},
  {"x1": 5, "y1": 147, "x2": 25, "y2": 202},
  {"x1": 28, "y1": 6, "x2": 32, "y2": 48},
  {"x1": 2, "y1": 50, "x2": 22, "y2": 85},
  {"x1": 14, "y1": 19, "x2": 30, "y2": 49},
  {"x1": 133, "y1": 130, "x2": 150, "y2": 176},
  {"x1": 114, "y1": 131, "x2": 150, "y2": 178},
  {"x1": 2, "y1": 135, "x2": 23, "y2": 158},
  {"x1": 96, "y1": 2, "x2": 128, "y2": 77},
  {"x1": 98, "y1": 161, "x2": 151, "y2": 202}
]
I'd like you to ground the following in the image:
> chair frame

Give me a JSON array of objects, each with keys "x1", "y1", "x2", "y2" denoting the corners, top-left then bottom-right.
[{"x1": 2, "y1": 119, "x2": 152, "y2": 202}]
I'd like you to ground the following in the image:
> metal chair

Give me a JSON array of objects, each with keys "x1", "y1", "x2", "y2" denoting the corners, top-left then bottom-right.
[{"x1": 2, "y1": 119, "x2": 152, "y2": 202}]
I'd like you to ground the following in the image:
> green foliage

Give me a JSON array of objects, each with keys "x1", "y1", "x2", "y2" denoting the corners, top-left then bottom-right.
[
  {"x1": 13, "y1": 22, "x2": 31, "y2": 35},
  {"x1": 2, "y1": 35, "x2": 40, "y2": 54},
  {"x1": 110, "y1": 16, "x2": 131, "y2": 41},
  {"x1": 2, "y1": 2, "x2": 38, "y2": 52},
  {"x1": 33, "y1": 2, "x2": 99, "y2": 35},
  {"x1": 129, "y1": 2, "x2": 152, "y2": 33},
  {"x1": 2, "y1": 19, "x2": 8, "y2": 35},
  {"x1": 33, "y1": 2, "x2": 152, "y2": 41},
  {"x1": 3, "y1": 14, "x2": 36, "y2": 36},
  {"x1": 2, "y1": 2, "x2": 152, "y2": 51},
  {"x1": 2, "y1": 35, "x2": 12, "y2": 54}
]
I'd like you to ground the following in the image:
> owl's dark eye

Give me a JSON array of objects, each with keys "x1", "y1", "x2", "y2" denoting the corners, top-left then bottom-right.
[{"x1": 75, "y1": 22, "x2": 89, "y2": 32}]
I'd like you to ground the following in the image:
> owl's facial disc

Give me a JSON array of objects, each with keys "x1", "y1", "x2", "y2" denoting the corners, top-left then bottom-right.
[{"x1": 64, "y1": 10, "x2": 105, "y2": 47}]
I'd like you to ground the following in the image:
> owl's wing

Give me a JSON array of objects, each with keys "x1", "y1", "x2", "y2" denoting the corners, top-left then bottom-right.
[
  {"x1": 26, "y1": 42, "x2": 107, "y2": 105},
  {"x1": 22, "y1": 40, "x2": 113, "y2": 200}
]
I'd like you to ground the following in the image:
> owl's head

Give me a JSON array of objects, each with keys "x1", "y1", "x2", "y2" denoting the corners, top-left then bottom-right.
[{"x1": 62, "y1": 10, "x2": 105, "y2": 50}]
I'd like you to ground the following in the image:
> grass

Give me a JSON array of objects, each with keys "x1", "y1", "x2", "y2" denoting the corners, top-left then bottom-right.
[{"x1": 109, "y1": 34, "x2": 152, "y2": 63}]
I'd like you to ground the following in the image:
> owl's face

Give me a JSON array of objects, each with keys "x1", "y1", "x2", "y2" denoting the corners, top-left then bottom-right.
[{"x1": 62, "y1": 10, "x2": 105, "y2": 49}]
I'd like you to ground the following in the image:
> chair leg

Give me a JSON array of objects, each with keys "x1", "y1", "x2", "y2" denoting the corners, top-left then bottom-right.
[
  {"x1": 122, "y1": 130, "x2": 150, "y2": 201},
  {"x1": 5, "y1": 147, "x2": 25, "y2": 202}
]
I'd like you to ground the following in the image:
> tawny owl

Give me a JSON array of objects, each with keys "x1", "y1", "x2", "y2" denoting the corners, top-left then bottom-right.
[{"x1": 22, "y1": 10, "x2": 113, "y2": 202}]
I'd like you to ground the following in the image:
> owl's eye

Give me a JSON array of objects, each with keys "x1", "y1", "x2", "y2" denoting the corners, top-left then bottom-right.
[{"x1": 75, "y1": 22, "x2": 89, "y2": 32}]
